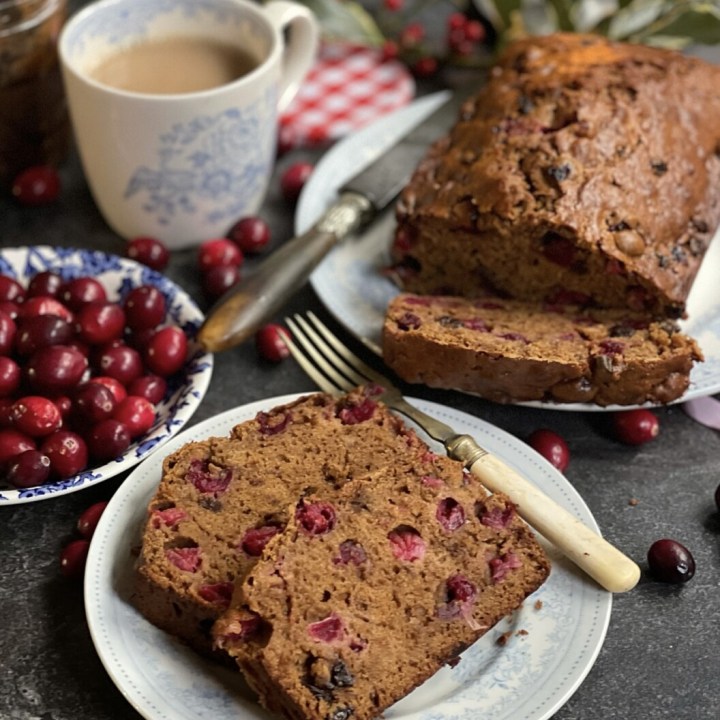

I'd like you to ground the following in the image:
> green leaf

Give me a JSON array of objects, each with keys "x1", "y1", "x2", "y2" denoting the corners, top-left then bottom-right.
[
  {"x1": 475, "y1": 0, "x2": 524, "y2": 32},
  {"x1": 297, "y1": 0, "x2": 385, "y2": 45},
  {"x1": 523, "y1": 0, "x2": 560, "y2": 33},
  {"x1": 635, "y1": 4, "x2": 720, "y2": 45},
  {"x1": 607, "y1": 0, "x2": 669, "y2": 39},
  {"x1": 569, "y1": 0, "x2": 620, "y2": 31}
]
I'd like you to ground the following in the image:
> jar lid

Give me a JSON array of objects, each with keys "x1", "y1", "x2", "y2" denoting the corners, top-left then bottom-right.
[{"x1": 279, "y1": 42, "x2": 415, "y2": 150}]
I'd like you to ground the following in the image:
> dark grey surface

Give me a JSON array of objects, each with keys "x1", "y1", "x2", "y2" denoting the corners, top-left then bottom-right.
[{"x1": 1, "y1": 24, "x2": 720, "y2": 720}]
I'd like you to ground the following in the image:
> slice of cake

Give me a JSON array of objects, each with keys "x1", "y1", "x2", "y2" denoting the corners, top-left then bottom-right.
[
  {"x1": 214, "y1": 448, "x2": 550, "y2": 720},
  {"x1": 132, "y1": 389, "x2": 424, "y2": 656},
  {"x1": 382, "y1": 293, "x2": 702, "y2": 406}
]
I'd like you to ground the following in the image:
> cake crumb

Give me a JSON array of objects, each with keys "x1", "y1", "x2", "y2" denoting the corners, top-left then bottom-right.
[
  {"x1": 628, "y1": 498, "x2": 640, "y2": 506},
  {"x1": 534, "y1": 599, "x2": 543, "y2": 610},
  {"x1": 516, "y1": 629, "x2": 528, "y2": 636},
  {"x1": 496, "y1": 630, "x2": 513, "y2": 646}
]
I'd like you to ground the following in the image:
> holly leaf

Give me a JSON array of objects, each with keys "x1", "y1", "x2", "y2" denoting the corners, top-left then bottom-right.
[{"x1": 298, "y1": 0, "x2": 385, "y2": 45}]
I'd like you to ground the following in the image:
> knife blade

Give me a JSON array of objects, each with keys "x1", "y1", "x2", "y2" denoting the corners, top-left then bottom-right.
[{"x1": 197, "y1": 89, "x2": 464, "y2": 353}]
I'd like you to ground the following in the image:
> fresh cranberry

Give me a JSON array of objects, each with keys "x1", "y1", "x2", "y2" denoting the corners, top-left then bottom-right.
[
  {"x1": 19, "y1": 296, "x2": 74, "y2": 323},
  {"x1": 128, "y1": 374, "x2": 167, "y2": 404},
  {"x1": 122, "y1": 285, "x2": 166, "y2": 330},
  {"x1": 6, "y1": 449, "x2": 52, "y2": 488},
  {"x1": 527, "y1": 428, "x2": 570, "y2": 471},
  {"x1": 75, "y1": 302, "x2": 126, "y2": 345},
  {"x1": 436, "y1": 497, "x2": 466, "y2": 531},
  {"x1": 647, "y1": 539, "x2": 695, "y2": 583},
  {"x1": 228, "y1": 216, "x2": 270, "y2": 254},
  {"x1": 73, "y1": 382, "x2": 117, "y2": 424},
  {"x1": 144, "y1": 326, "x2": 188, "y2": 376},
  {"x1": 0, "y1": 276, "x2": 25, "y2": 304},
  {"x1": 15, "y1": 315, "x2": 73, "y2": 356},
  {"x1": 0, "y1": 301, "x2": 19, "y2": 319},
  {"x1": 112, "y1": 395, "x2": 155, "y2": 438},
  {"x1": 0, "y1": 428, "x2": 36, "y2": 465},
  {"x1": 11, "y1": 165, "x2": 61, "y2": 205},
  {"x1": 241, "y1": 525, "x2": 281, "y2": 556},
  {"x1": 60, "y1": 539, "x2": 90, "y2": 578},
  {"x1": 126, "y1": 236, "x2": 170, "y2": 271},
  {"x1": 86, "y1": 418, "x2": 131, "y2": 461},
  {"x1": 186, "y1": 459, "x2": 232, "y2": 494},
  {"x1": 166, "y1": 546, "x2": 201, "y2": 572},
  {"x1": 59, "y1": 277, "x2": 107, "y2": 310},
  {"x1": 26, "y1": 345, "x2": 88, "y2": 394},
  {"x1": 612, "y1": 409, "x2": 659, "y2": 445},
  {"x1": 412, "y1": 56, "x2": 439, "y2": 77},
  {"x1": 307, "y1": 613, "x2": 343, "y2": 642},
  {"x1": 388, "y1": 526, "x2": 426, "y2": 561},
  {"x1": 0, "y1": 357, "x2": 20, "y2": 397},
  {"x1": 52, "y1": 395, "x2": 73, "y2": 418},
  {"x1": 27, "y1": 271, "x2": 63, "y2": 298},
  {"x1": 296, "y1": 500, "x2": 336, "y2": 535},
  {"x1": 255, "y1": 323, "x2": 289, "y2": 362},
  {"x1": 280, "y1": 162, "x2": 313, "y2": 203},
  {"x1": 40, "y1": 430, "x2": 88, "y2": 479},
  {"x1": 11, "y1": 396, "x2": 62, "y2": 437},
  {"x1": 91, "y1": 376, "x2": 127, "y2": 403},
  {"x1": 197, "y1": 238, "x2": 243, "y2": 272},
  {"x1": 0, "y1": 398, "x2": 14, "y2": 426},
  {"x1": 202, "y1": 264, "x2": 240, "y2": 301},
  {"x1": 77, "y1": 501, "x2": 109, "y2": 539},
  {"x1": 95, "y1": 344, "x2": 143, "y2": 386},
  {"x1": 0, "y1": 311, "x2": 16, "y2": 355}
]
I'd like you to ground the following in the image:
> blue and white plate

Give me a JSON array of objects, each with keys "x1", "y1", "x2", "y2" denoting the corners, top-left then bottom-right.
[
  {"x1": 85, "y1": 394, "x2": 611, "y2": 720},
  {"x1": 0, "y1": 246, "x2": 213, "y2": 505},
  {"x1": 298, "y1": 94, "x2": 720, "y2": 412}
]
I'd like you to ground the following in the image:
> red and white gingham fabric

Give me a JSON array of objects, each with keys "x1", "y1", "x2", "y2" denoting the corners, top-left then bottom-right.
[{"x1": 279, "y1": 42, "x2": 416, "y2": 149}]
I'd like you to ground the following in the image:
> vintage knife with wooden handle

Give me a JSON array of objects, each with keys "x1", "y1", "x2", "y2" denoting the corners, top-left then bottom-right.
[{"x1": 197, "y1": 91, "x2": 455, "y2": 353}]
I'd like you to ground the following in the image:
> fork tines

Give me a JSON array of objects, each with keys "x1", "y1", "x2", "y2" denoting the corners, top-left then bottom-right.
[{"x1": 284, "y1": 313, "x2": 384, "y2": 397}]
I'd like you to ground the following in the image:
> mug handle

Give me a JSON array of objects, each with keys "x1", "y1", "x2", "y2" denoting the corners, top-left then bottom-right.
[{"x1": 263, "y1": 0, "x2": 320, "y2": 112}]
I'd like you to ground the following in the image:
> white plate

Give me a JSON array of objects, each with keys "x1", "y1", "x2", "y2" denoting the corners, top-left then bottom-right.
[
  {"x1": 85, "y1": 393, "x2": 611, "y2": 720},
  {"x1": 298, "y1": 96, "x2": 720, "y2": 411},
  {"x1": 0, "y1": 246, "x2": 213, "y2": 505}
]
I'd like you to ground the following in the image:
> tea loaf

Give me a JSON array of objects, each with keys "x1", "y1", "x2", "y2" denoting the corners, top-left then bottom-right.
[
  {"x1": 383, "y1": 293, "x2": 702, "y2": 406},
  {"x1": 213, "y1": 447, "x2": 550, "y2": 720},
  {"x1": 133, "y1": 389, "x2": 424, "y2": 656},
  {"x1": 390, "y1": 33, "x2": 720, "y2": 317}
]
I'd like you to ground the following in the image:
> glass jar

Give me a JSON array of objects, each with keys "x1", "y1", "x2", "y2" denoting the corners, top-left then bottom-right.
[{"x1": 0, "y1": 0, "x2": 69, "y2": 188}]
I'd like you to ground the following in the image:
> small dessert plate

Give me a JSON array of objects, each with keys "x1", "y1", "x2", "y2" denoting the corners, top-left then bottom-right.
[
  {"x1": 0, "y1": 246, "x2": 213, "y2": 505},
  {"x1": 85, "y1": 393, "x2": 611, "y2": 720}
]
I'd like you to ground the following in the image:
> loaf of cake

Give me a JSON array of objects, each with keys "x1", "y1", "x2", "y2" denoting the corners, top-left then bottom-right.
[
  {"x1": 383, "y1": 293, "x2": 702, "y2": 406},
  {"x1": 132, "y1": 389, "x2": 424, "y2": 656},
  {"x1": 213, "y1": 445, "x2": 550, "y2": 720},
  {"x1": 390, "y1": 33, "x2": 720, "y2": 318}
]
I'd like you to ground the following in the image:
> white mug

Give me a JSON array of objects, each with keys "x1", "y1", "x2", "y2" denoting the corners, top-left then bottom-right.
[{"x1": 59, "y1": 0, "x2": 318, "y2": 249}]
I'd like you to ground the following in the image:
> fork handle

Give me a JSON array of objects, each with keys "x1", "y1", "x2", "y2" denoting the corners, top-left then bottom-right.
[{"x1": 451, "y1": 437, "x2": 641, "y2": 593}]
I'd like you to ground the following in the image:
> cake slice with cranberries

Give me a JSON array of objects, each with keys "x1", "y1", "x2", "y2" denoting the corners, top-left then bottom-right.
[
  {"x1": 382, "y1": 293, "x2": 702, "y2": 406},
  {"x1": 213, "y1": 449, "x2": 549, "y2": 720},
  {"x1": 132, "y1": 388, "x2": 425, "y2": 657}
]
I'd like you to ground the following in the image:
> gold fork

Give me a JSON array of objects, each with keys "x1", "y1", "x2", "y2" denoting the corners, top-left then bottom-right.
[{"x1": 284, "y1": 311, "x2": 641, "y2": 594}]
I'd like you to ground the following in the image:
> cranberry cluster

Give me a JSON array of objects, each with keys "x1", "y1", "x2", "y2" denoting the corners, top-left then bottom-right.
[{"x1": 0, "y1": 271, "x2": 189, "y2": 489}]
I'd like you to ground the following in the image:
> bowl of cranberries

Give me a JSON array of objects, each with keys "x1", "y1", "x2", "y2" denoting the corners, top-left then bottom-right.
[{"x1": 0, "y1": 246, "x2": 214, "y2": 504}]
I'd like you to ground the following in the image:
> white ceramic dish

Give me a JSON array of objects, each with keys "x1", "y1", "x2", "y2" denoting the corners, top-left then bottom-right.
[
  {"x1": 85, "y1": 393, "x2": 611, "y2": 720},
  {"x1": 0, "y1": 246, "x2": 213, "y2": 505},
  {"x1": 297, "y1": 96, "x2": 720, "y2": 412}
]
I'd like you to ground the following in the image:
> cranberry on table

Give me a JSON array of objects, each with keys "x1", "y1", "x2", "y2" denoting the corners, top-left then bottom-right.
[
  {"x1": 59, "y1": 277, "x2": 107, "y2": 310},
  {"x1": 0, "y1": 276, "x2": 25, "y2": 304},
  {"x1": 26, "y1": 345, "x2": 88, "y2": 394},
  {"x1": 527, "y1": 428, "x2": 570, "y2": 471},
  {"x1": 126, "y1": 236, "x2": 170, "y2": 271},
  {"x1": 144, "y1": 326, "x2": 188, "y2": 377},
  {"x1": 202, "y1": 264, "x2": 239, "y2": 301},
  {"x1": 128, "y1": 374, "x2": 167, "y2": 404},
  {"x1": 612, "y1": 408, "x2": 660, "y2": 445},
  {"x1": 123, "y1": 285, "x2": 166, "y2": 330},
  {"x1": 647, "y1": 538, "x2": 696, "y2": 583},
  {"x1": 27, "y1": 271, "x2": 63, "y2": 298},
  {"x1": 40, "y1": 429, "x2": 88, "y2": 479},
  {"x1": 6, "y1": 449, "x2": 52, "y2": 488},
  {"x1": 77, "y1": 501, "x2": 109, "y2": 539},
  {"x1": 11, "y1": 396, "x2": 62, "y2": 437},
  {"x1": 0, "y1": 428, "x2": 36, "y2": 466},
  {"x1": 11, "y1": 165, "x2": 61, "y2": 205},
  {"x1": 0, "y1": 310, "x2": 16, "y2": 355},
  {"x1": 75, "y1": 302, "x2": 126, "y2": 345},
  {"x1": 0, "y1": 357, "x2": 20, "y2": 397},
  {"x1": 15, "y1": 315, "x2": 74, "y2": 356},
  {"x1": 112, "y1": 395, "x2": 155, "y2": 438},
  {"x1": 280, "y1": 161, "x2": 313, "y2": 203},
  {"x1": 255, "y1": 323, "x2": 290, "y2": 362},
  {"x1": 60, "y1": 539, "x2": 90, "y2": 579},
  {"x1": 228, "y1": 216, "x2": 271, "y2": 254},
  {"x1": 197, "y1": 238, "x2": 244, "y2": 272},
  {"x1": 86, "y1": 418, "x2": 131, "y2": 461}
]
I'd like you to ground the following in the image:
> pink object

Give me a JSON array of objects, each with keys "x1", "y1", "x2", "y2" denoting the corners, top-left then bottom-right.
[
  {"x1": 683, "y1": 396, "x2": 720, "y2": 430},
  {"x1": 279, "y1": 43, "x2": 415, "y2": 149}
]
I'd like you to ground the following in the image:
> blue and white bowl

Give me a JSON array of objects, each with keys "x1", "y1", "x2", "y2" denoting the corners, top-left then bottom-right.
[{"x1": 0, "y1": 246, "x2": 214, "y2": 505}]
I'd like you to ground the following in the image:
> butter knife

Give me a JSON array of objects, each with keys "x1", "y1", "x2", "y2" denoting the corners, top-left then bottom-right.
[{"x1": 197, "y1": 90, "x2": 456, "y2": 353}]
